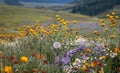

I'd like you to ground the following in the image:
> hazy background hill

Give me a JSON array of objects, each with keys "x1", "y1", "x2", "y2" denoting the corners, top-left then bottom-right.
[
  {"x1": 19, "y1": 0, "x2": 74, "y2": 4},
  {"x1": 0, "y1": 0, "x2": 22, "y2": 5},
  {"x1": 0, "y1": 0, "x2": 76, "y2": 5},
  {"x1": 0, "y1": 0, "x2": 76, "y2": 8},
  {"x1": 71, "y1": 0, "x2": 120, "y2": 16}
]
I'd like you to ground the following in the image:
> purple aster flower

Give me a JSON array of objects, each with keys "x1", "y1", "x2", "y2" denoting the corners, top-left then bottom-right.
[
  {"x1": 92, "y1": 44, "x2": 105, "y2": 55},
  {"x1": 66, "y1": 49, "x2": 77, "y2": 57},
  {"x1": 90, "y1": 41, "x2": 95, "y2": 45},
  {"x1": 76, "y1": 44, "x2": 83, "y2": 51},
  {"x1": 100, "y1": 52, "x2": 106, "y2": 55},
  {"x1": 61, "y1": 44, "x2": 83, "y2": 65},
  {"x1": 61, "y1": 56, "x2": 70, "y2": 65}
]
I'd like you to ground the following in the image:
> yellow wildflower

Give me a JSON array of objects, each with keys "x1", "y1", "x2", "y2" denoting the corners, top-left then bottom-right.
[
  {"x1": 100, "y1": 55, "x2": 106, "y2": 59},
  {"x1": 4, "y1": 66, "x2": 13, "y2": 73},
  {"x1": 29, "y1": 29, "x2": 37, "y2": 35},
  {"x1": 1, "y1": 40, "x2": 6, "y2": 45},
  {"x1": 57, "y1": 18, "x2": 61, "y2": 21},
  {"x1": 56, "y1": 15, "x2": 60, "y2": 18},
  {"x1": 65, "y1": 21, "x2": 69, "y2": 24},
  {"x1": 110, "y1": 23, "x2": 115, "y2": 27},
  {"x1": 106, "y1": 14, "x2": 110, "y2": 17},
  {"x1": 85, "y1": 62, "x2": 89, "y2": 67},
  {"x1": 93, "y1": 30, "x2": 98, "y2": 34},
  {"x1": 81, "y1": 65, "x2": 87, "y2": 71},
  {"x1": 99, "y1": 38, "x2": 103, "y2": 42},
  {"x1": 85, "y1": 48, "x2": 92, "y2": 53},
  {"x1": 50, "y1": 24, "x2": 55, "y2": 29},
  {"x1": 100, "y1": 19, "x2": 104, "y2": 23},
  {"x1": 20, "y1": 56, "x2": 28, "y2": 63},
  {"x1": 91, "y1": 61, "x2": 100, "y2": 68},
  {"x1": 91, "y1": 62, "x2": 95, "y2": 68},
  {"x1": 0, "y1": 34, "x2": 3, "y2": 38},
  {"x1": 101, "y1": 23, "x2": 105, "y2": 27},
  {"x1": 60, "y1": 19, "x2": 64, "y2": 22},
  {"x1": 110, "y1": 34, "x2": 115, "y2": 39},
  {"x1": 45, "y1": 31, "x2": 51, "y2": 35},
  {"x1": 110, "y1": 18, "x2": 114, "y2": 22},
  {"x1": 53, "y1": 30, "x2": 57, "y2": 32},
  {"x1": 114, "y1": 47, "x2": 120, "y2": 53},
  {"x1": 115, "y1": 16, "x2": 119, "y2": 19},
  {"x1": 105, "y1": 28, "x2": 108, "y2": 31},
  {"x1": 109, "y1": 16, "x2": 114, "y2": 19},
  {"x1": 63, "y1": 22, "x2": 67, "y2": 26},
  {"x1": 19, "y1": 33, "x2": 25, "y2": 37},
  {"x1": 112, "y1": 12, "x2": 115, "y2": 15},
  {"x1": 73, "y1": 20, "x2": 77, "y2": 24}
]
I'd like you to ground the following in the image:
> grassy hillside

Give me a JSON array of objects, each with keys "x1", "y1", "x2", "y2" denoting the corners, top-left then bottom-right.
[{"x1": 0, "y1": 5, "x2": 94, "y2": 33}]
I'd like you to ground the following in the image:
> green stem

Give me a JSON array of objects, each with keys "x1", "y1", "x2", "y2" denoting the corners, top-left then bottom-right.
[{"x1": 0, "y1": 58, "x2": 2, "y2": 73}]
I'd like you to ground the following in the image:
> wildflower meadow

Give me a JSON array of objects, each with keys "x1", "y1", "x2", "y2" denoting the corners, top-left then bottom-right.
[{"x1": 0, "y1": 12, "x2": 120, "y2": 73}]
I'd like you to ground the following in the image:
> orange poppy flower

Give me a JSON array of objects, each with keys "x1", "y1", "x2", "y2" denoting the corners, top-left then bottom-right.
[{"x1": 37, "y1": 54, "x2": 44, "y2": 59}]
